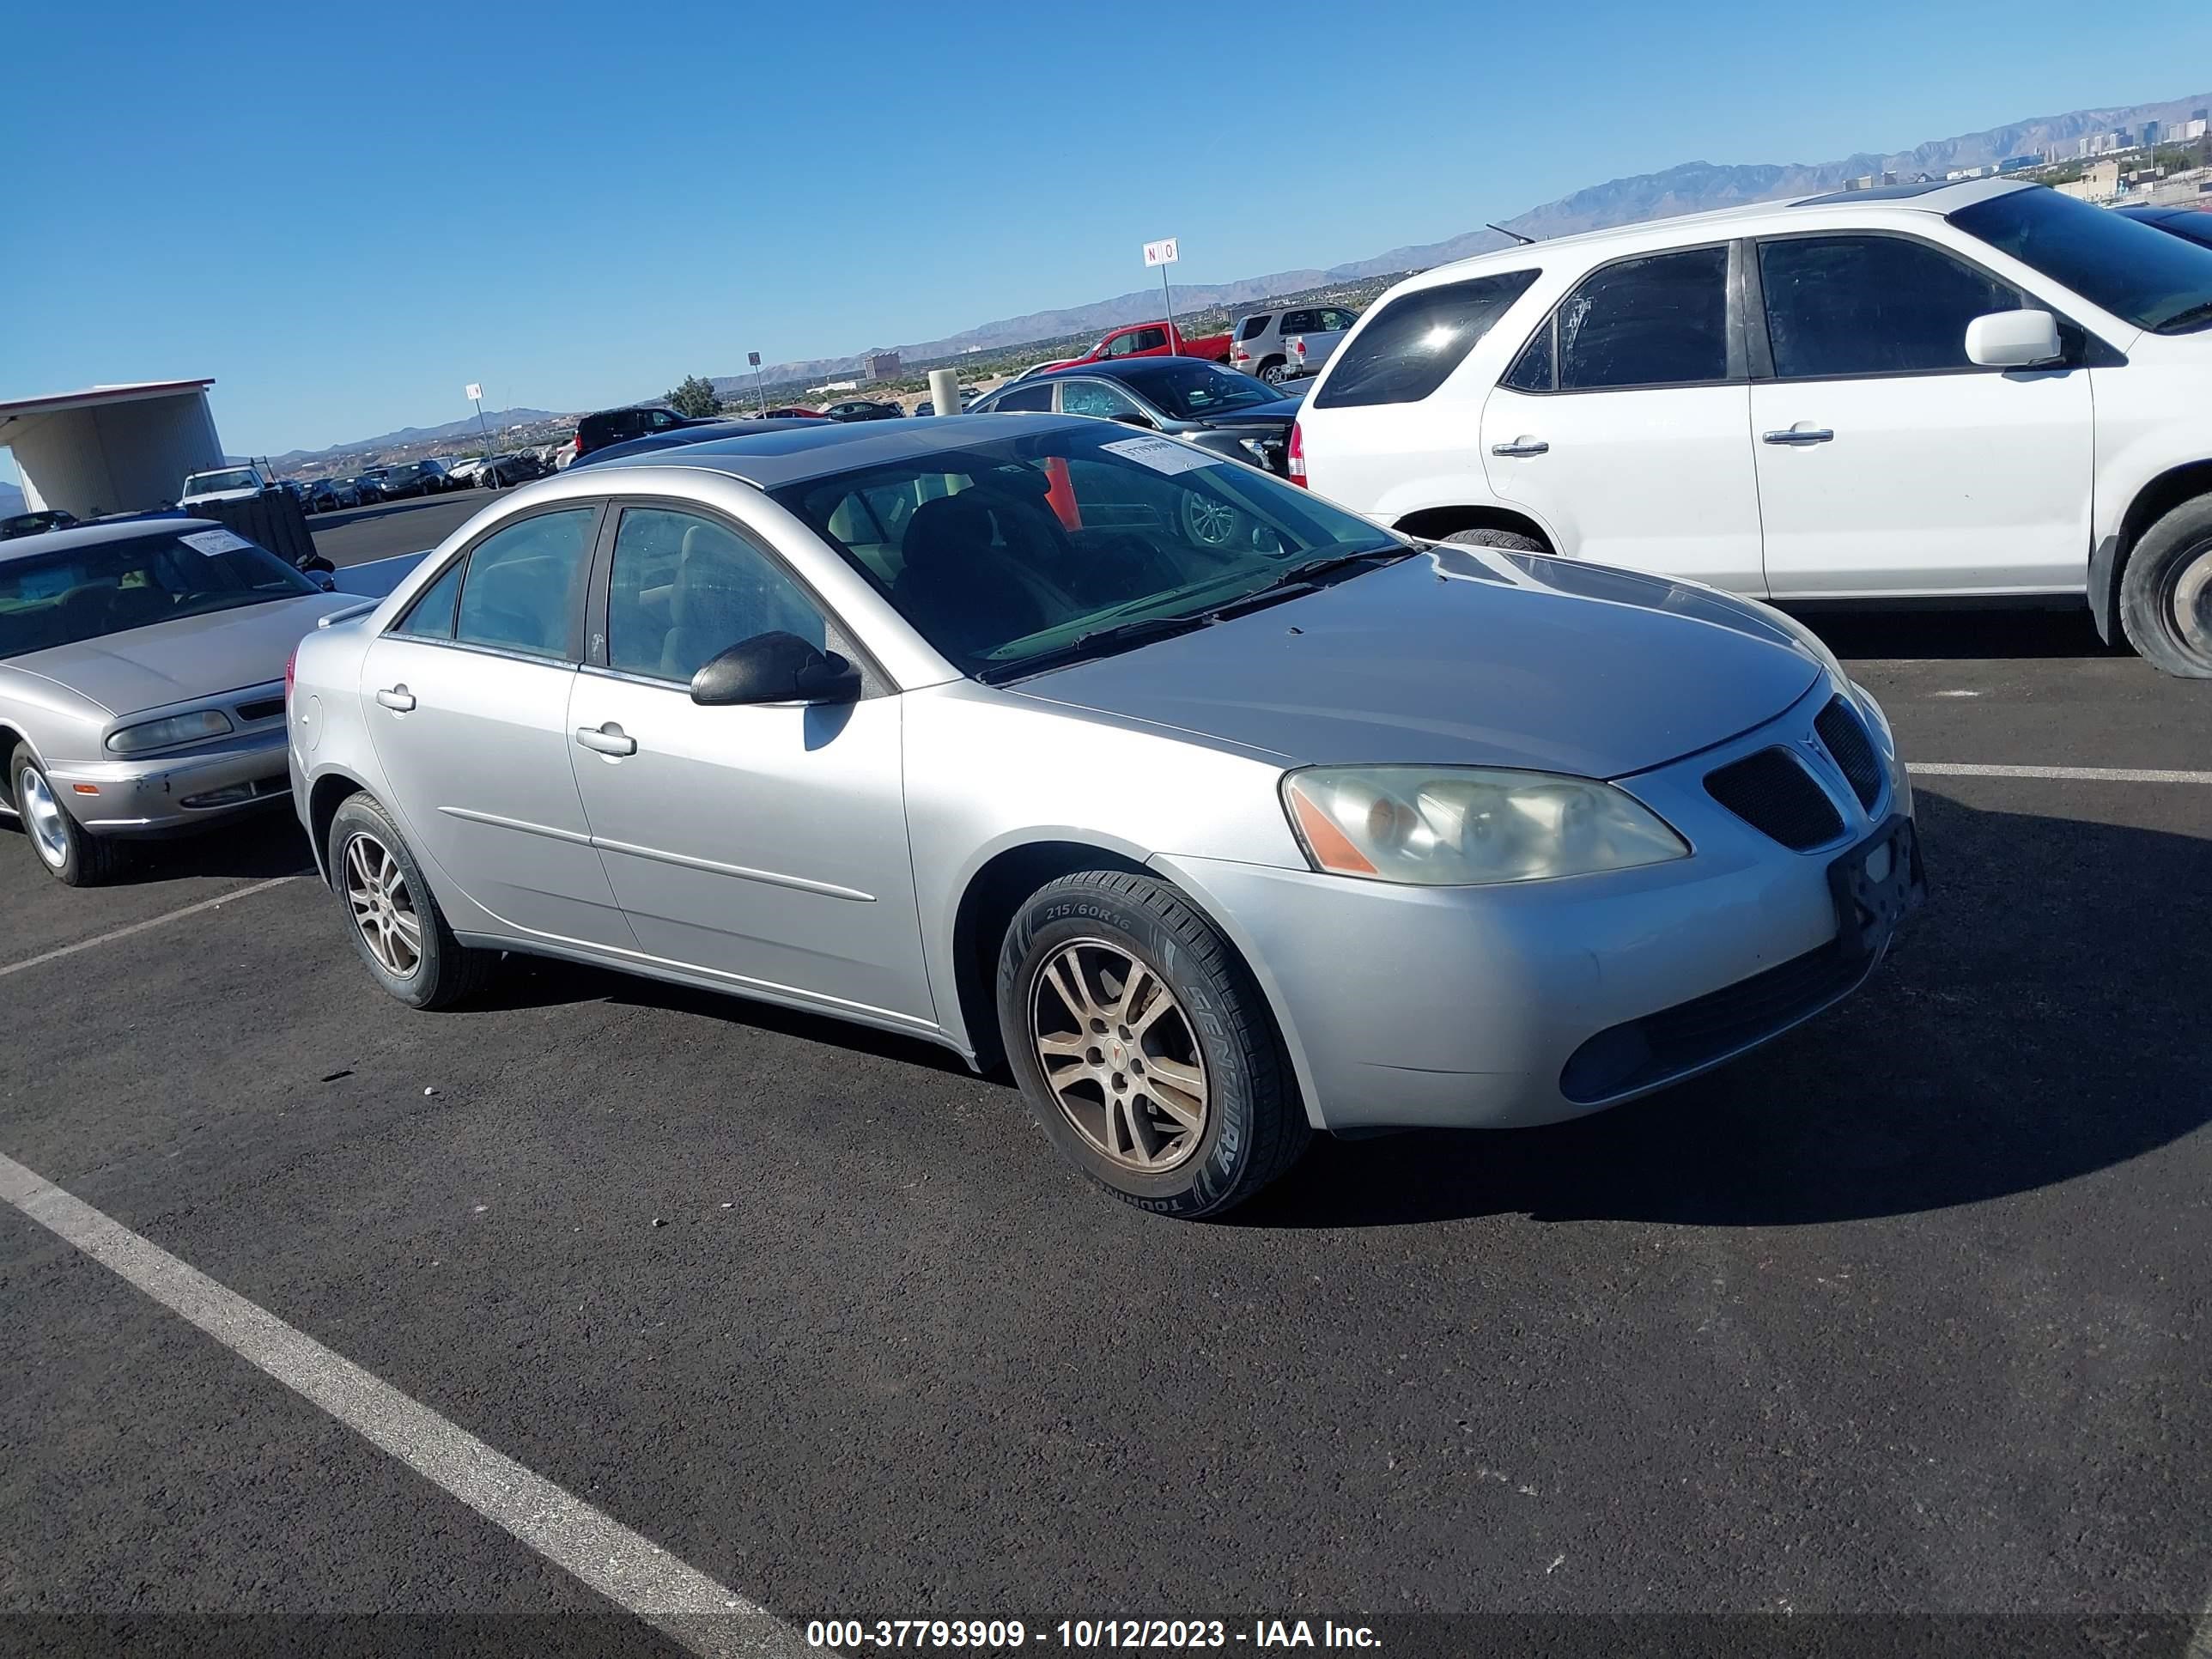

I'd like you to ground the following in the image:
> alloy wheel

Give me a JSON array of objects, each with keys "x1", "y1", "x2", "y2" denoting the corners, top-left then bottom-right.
[
  {"x1": 1030, "y1": 939, "x2": 1208, "y2": 1173},
  {"x1": 1261, "y1": 363, "x2": 1285, "y2": 385},
  {"x1": 18, "y1": 767, "x2": 69, "y2": 869},
  {"x1": 1181, "y1": 494, "x2": 1241, "y2": 548},
  {"x1": 2170, "y1": 543, "x2": 2212, "y2": 663},
  {"x1": 344, "y1": 831, "x2": 423, "y2": 979}
]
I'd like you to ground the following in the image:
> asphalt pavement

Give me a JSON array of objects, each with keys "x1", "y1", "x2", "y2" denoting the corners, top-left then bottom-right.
[
  {"x1": 310, "y1": 489, "x2": 513, "y2": 568},
  {"x1": 1, "y1": 611, "x2": 2207, "y2": 1658}
]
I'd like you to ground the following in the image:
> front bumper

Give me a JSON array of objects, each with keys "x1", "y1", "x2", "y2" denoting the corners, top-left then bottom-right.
[
  {"x1": 1157, "y1": 680, "x2": 1916, "y2": 1133},
  {"x1": 45, "y1": 725, "x2": 294, "y2": 837}
]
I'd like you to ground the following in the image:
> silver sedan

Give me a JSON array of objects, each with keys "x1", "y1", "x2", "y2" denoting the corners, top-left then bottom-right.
[
  {"x1": 289, "y1": 416, "x2": 1923, "y2": 1217},
  {"x1": 2, "y1": 519, "x2": 358, "y2": 885}
]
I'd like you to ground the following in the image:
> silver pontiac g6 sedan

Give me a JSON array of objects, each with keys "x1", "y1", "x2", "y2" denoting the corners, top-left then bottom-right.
[{"x1": 289, "y1": 416, "x2": 1923, "y2": 1218}]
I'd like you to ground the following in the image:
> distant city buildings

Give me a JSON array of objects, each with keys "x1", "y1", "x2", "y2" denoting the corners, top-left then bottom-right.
[
  {"x1": 861, "y1": 350, "x2": 902, "y2": 382},
  {"x1": 2057, "y1": 159, "x2": 2123, "y2": 204}
]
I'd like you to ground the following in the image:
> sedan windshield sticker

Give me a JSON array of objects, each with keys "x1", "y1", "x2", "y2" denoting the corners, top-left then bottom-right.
[
  {"x1": 1100, "y1": 435, "x2": 1222, "y2": 475},
  {"x1": 179, "y1": 528, "x2": 256, "y2": 556}
]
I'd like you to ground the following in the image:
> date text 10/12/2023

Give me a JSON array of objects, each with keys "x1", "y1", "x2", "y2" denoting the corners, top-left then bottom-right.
[{"x1": 805, "y1": 1620, "x2": 1382, "y2": 1650}]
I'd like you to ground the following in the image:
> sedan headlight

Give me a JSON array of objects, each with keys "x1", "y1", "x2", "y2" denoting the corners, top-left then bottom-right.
[
  {"x1": 1282, "y1": 766, "x2": 1688, "y2": 886},
  {"x1": 106, "y1": 709, "x2": 234, "y2": 755}
]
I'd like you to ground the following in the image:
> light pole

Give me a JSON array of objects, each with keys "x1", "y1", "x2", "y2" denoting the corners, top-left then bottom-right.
[{"x1": 465, "y1": 382, "x2": 492, "y2": 455}]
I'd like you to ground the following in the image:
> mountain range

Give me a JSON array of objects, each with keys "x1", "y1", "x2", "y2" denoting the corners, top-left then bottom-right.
[{"x1": 263, "y1": 410, "x2": 562, "y2": 468}]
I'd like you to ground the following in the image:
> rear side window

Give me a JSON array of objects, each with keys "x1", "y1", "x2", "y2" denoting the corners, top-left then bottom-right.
[
  {"x1": 1282, "y1": 310, "x2": 1316, "y2": 333},
  {"x1": 993, "y1": 382, "x2": 1054, "y2": 413},
  {"x1": 1312, "y1": 270, "x2": 1540, "y2": 408},
  {"x1": 451, "y1": 507, "x2": 598, "y2": 659},
  {"x1": 1557, "y1": 246, "x2": 1729, "y2": 390},
  {"x1": 392, "y1": 556, "x2": 466, "y2": 638},
  {"x1": 1759, "y1": 235, "x2": 2019, "y2": 378},
  {"x1": 1237, "y1": 313, "x2": 1273, "y2": 340}
]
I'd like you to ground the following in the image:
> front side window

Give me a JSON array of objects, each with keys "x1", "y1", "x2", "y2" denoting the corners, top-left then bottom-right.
[
  {"x1": 605, "y1": 508, "x2": 824, "y2": 683},
  {"x1": 992, "y1": 382, "x2": 1054, "y2": 413},
  {"x1": 1557, "y1": 246, "x2": 1730, "y2": 390},
  {"x1": 452, "y1": 507, "x2": 597, "y2": 659},
  {"x1": 1321, "y1": 308, "x2": 1360, "y2": 331},
  {"x1": 1952, "y1": 185, "x2": 2212, "y2": 333},
  {"x1": 0, "y1": 529, "x2": 316, "y2": 659},
  {"x1": 1759, "y1": 235, "x2": 2019, "y2": 378},
  {"x1": 1057, "y1": 380, "x2": 1145, "y2": 420},
  {"x1": 774, "y1": 424, "x2": 1406, "y2": 681},
  {"x1": 1281, "y1": 310, "x2": 1316, "y2": 334},
  {"x1": 1313, "y1": 270, "x2": 1540, "y2": 408}
]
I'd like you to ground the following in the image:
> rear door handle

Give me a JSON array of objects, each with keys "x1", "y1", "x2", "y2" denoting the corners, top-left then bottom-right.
[
  {"x1": 574, "y1": 723, "x2": 636, "y2": 757},
  {"x1": 374, "y1": 685, "x2": 416, "y2": 712},
  {"x1": 1491, "y1": 438, "x2": 1549, "y2": 458},
  {"x1": 1761, "y1": 425, "x2": 1834, "y2": 446}
]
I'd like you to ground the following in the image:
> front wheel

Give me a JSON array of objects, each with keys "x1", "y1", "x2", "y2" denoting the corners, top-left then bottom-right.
[
  {"x1": 9, "y1": 744, "x2": 118, "y2": 886},
  {"x1": 997, "y1": 871, "x2": 1310, "y2": 1218},
  {"x1": 327, "y1": 794, "x2": 495, "y2": 1009},
  {"x1": 2119, "y1": 495, "x2": 2212, "y2": 678}
]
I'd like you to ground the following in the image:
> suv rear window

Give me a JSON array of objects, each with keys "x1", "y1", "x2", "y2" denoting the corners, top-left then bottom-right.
[
  {"x1": 1237, "y1": 313, "x2": 1273, "y2": 340},
  {"x1": 1312, "y1": 271, "x2": 1540, "y2": 408}
]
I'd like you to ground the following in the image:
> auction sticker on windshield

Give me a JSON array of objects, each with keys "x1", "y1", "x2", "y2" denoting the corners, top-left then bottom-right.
[
  {"x1": 1100, "y1": 436, "x2": 1220, "y2": 476},
  {"x1": 179, "y1": 528, "x2": 256, "y2": 556}
]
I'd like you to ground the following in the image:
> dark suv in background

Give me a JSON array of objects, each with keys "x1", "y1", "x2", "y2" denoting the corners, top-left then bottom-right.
[{"x1": 573, "y1": 403, "x2": 718, "y2": 459}]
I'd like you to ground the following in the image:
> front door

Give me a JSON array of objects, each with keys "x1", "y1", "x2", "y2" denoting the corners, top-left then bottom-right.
[
  {"x1": 1478, "y1": 242, "x2": 1765, "y2": 592},
  {"x1": 1747, "y1": 232, "x2": 2095, "y2": 599},
  {"x1": 565, "y1": 504, "x2": 933, "y2": 1025},
  {"x1": 358, "y1": 503, "x2": 634, "y2": 948}
]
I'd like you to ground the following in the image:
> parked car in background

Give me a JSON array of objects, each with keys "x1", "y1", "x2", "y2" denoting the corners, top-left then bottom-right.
[
  {"x1": 2118, "y1": 202, "x2": 2212, "y2": 250},
  {"x1": 564, "y1": 416, "x2": 832, "y2": 469},
  {"x1": 307, "y1": 477, "x2": 362, "y2": 513},
  {"x1": 1293, "y1": 178, "x2": 2212, "y2": 678},
  {"x1": 1, "y1": 519, "x2": 362, "y2": 886},
  {"x1": 972, "y1": 358, "x2": 1305, "y2": 483},
  {"x1": 289, "y1": 416, "x2": 1916, "y2": 1218},
  {"x1": 1030, "y1": 319, "x2": 1236, "y2": 376},
  {"x1": 179, "y1": 464, "x2": 276, "y2": 508},
  {"x1": 760, "y1": 405, "x2": 827, "y2": 420},
  {"x1": 822, "y1": 399, "x2": 903, "y2": 422},
  {"x1": 913, "y1": 388, "x2": 983, "y2": 416},
  {"x1": 476, "y1": 452, "x2": 546, "y2": 488},
  {"x1": 351, "y1": 472, "x2": 386, "y2": 503},
  {"x1": 1229, "y1": 304, "x2": 1363, "y2": 385},
  {"x1": 574, "y1": 403, "x2": 721, "y2": 460},
  {"x1": 2, "y1": 509, "x2": 79, "y2": 540},
  {"x1": 374, "y1": 460, "x2": 454, "y2": 499}
]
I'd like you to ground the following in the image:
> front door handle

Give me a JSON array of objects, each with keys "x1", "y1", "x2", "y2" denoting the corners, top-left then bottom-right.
[
  {"x1": 574, "y1": 723, "x2": 637, "y2": 757},
  {"x1": 374, "y1": 685, "x2": 416, "y2": 712},
  {"x1": 1491, "y1": 437, "x2": 1550, "y2": 458},
  {"x1": 1761, "y1": 425, "x2": 1834, "y2": 446}
]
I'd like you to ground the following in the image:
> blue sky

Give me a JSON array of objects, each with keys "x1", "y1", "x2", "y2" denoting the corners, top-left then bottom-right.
[{"x1": 4, "y1": 0, "x2": 2209, "y2": 469}]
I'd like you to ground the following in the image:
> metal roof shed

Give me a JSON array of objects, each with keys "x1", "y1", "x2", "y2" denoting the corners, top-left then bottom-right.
[{"x1": 0, "y1": 380, "x2": 223, "y2": 519}]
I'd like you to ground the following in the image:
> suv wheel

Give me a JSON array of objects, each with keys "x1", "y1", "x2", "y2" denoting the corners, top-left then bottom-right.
[
  {"x1": 2120, "y1": 495, "x2": 2212, "y2": 678},
  {"x1": 9, "y1": 744, "x2": 118, "y2": 886},
  {"x1": 997, "y1": 871, "x2": 1310, "y2": 1218},
  {"x1": 1258, "y1": 357, "x2": 1286, "y2": 385}
]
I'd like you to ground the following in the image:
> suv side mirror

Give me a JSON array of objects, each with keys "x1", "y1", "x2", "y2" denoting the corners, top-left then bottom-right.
[
  {"x1": 1966, "y1": 309, "x2": 2063, "y2": 368},
  {"x1": 690, "y1": 631, "x2": 861, "y2": 707}
]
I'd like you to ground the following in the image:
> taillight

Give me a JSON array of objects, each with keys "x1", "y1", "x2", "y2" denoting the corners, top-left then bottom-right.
[
  {"x1": 572, "y1": 432, "x2": 584, "y2": 455},
  {"x1": 1287, "y1": 420, "x2": 1307, "y2": 487}
]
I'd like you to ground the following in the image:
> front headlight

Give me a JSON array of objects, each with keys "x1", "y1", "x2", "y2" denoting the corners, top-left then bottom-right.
[
  {"x1": 1281, "y1": 766, "x2": 1688, "y2": 886},
  {"x1": 106, "y1": 709, "x2": 234, "y2": 755}
]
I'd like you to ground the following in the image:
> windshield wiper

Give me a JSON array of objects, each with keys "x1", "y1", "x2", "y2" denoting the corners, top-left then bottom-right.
[
  {"x1": 2157, "y1": 299, "x2": 2212, "y2": 333},
  {"x1": 1267, "y1": 543, "x2": 1413, "y2": 588},
  {"x1": 981, "y1": 612, "x2": 1212, "y2": 681}
]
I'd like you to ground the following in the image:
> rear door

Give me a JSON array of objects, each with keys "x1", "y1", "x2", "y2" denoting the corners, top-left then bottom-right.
[
  {"x1": 1477, "y1": 242, "x2": 1766, "y2": 592},
  {"x1": 357, "y1": 502, "x2": 635, "y2": 947},
  {"x1": 1746, "y1": 230, "x2": 2094, "y2": 598},
  {"x1": 564, "y1": 503, "x2": 933, "y2": 1024}
]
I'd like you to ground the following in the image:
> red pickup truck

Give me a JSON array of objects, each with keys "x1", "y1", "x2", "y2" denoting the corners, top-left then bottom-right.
[{"x1": 1030, "y1": 319, "x2": 1234, "y2": 376}]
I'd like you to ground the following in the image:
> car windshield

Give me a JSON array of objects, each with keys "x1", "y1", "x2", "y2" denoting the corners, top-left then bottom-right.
[
  {"x1": 1951, "y1": 186, "x2": 2212, "y2": 333},
  {"x1": 183, "y1": 468, "x2": 260, "y2": 495},
  {"x1": 772, "y1": 422, "x2": 1407, "y2": 680},
  {"x1": 0, "y1": 528, "x2": 318, "y2": 659},
  {"x1": 1112, "y1": 362, "x2": 1285, "y2": 419}
]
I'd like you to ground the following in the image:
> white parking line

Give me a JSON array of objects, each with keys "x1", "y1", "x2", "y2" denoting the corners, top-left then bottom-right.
[
  {"x1": 0, "y1": 875, "x2": 301, "y2": 981},
  {"x1": 0, "y1": 1151, "x2": 805, "y2": 1658},
  {"x1": 1910, "y1": 763, "x2": 2212, "y2": 785}
]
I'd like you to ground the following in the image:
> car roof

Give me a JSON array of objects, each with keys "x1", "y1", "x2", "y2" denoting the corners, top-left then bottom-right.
[
  {"x1": 0, "y1": 514, "x2": 221, "y2": 562},
  {"x1": 587, "y1": 413, "x2": 1093, "y2": 488},
  {"x1": 1400, "y1": 177, "x2": 2035, "y2": 288}
]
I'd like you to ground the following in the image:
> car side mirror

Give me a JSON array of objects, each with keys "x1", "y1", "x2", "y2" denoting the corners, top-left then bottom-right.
[
  {"x1": 690, "y1": 631, "x2": 861, "y2": 707},
  {"x1": 1110, "y1": 411, "x2": 1157, "y2": 429},
  {"x1": 1966, "y1": 309, "x2": 2063, "y2": 368}
]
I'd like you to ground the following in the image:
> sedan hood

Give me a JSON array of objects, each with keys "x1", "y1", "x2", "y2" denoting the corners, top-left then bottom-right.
[
  {"x1": 1016, "y1": 549, "x2": 1825, "y2": 778},
  {"x1": 9, "y1": 592, "x2": 354, "y2": 715}
]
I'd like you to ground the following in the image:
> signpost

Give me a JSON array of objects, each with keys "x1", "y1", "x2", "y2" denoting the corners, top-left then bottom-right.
[
  {"x1": 748, "y1": 351, "x2": 767, "y2": 416},
  {"x1": 463, "y1": 383, "x2": 492, "y2": 457},
  {"x1": 1143, "y1": 237, "x2": 1180, "y2": 341}
]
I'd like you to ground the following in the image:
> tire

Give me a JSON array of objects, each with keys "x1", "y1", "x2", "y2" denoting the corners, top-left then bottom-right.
[
  {"x1": 2118, "y1": 495, "x2": 2212, "y2": 678},
  {"x1": 326, "y1": 794, "x2": 495, "y2": 1009},
  {"x1": 1257, "y1": 356, "x2": 1286, "y2": 386},
  {"x1": 9, "y1": 744, "x2": 118, "y2": 887},
  {"x1": 1443, "y1": 526, "x2": 1547, "y2": 554},
  {"x1": 997, "y1": 870, "x2": 1310, "y2": 1218}
]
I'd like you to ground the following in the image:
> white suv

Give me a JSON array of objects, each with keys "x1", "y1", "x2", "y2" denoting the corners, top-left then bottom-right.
[{"x1": 1292, "y1": 179, "x2": 2212, "y2": 677}]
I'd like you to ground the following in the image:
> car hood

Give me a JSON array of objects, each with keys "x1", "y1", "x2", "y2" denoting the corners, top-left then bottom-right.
[
  {"x1": 8, "y1": 592, "x2": 354, "y2": 715},
  {"x1": 1013, "y1": 548, "x2": 1826, "y2": 778}
]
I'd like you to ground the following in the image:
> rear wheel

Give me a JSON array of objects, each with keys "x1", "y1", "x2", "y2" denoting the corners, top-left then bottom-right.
[
  {"x1": 2119, "y1": 495, "x2": 2212, "y2": 678},
  {"x1": 327, "y1": 794, "x2": 495, "y2": 1009},
  {"x1": 1257, "y1": 356, "x2": 1286, "y2": 385},
  {"x1": 1443, "y1": 526, "x2": 1547, "y2": 554},
  {"x1": 9, "y1": 744, "x2": 118, "y2": 887},
  {"x1": 998, "y1": 871, "x2": 1310, "y2": 1218}
]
